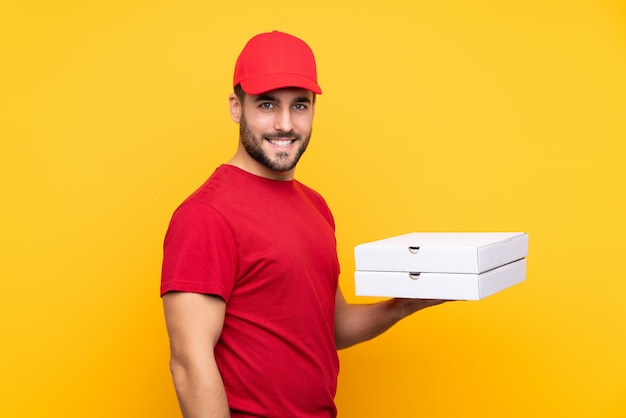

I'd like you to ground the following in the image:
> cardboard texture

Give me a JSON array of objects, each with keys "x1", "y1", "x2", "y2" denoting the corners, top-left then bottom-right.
[{"x1": 354, "y1": 232, "x2": 528, "y2": 300}]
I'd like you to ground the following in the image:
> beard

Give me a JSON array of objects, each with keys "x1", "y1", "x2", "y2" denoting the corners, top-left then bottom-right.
[{"x1": 239, "y1": 113, "x2": 312, "y2": 173}]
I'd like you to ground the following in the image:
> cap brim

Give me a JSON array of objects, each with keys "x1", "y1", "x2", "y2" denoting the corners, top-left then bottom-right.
[{"x1": 240, "y1": 73, "x2": 322, "y2": 95}]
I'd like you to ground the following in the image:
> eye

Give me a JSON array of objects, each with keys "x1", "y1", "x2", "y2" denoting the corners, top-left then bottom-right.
[
  {"x1": 292, "y1": 103, "x2": 308, "y2": 111},
  {"x1": 259, "y1": 102, "x2": 274, "y2": 109}
]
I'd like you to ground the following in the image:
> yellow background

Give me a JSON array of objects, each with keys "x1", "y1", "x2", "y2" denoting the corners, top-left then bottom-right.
[{"x1": 2, "y1": 0, "x2": 625, "y2": 416}]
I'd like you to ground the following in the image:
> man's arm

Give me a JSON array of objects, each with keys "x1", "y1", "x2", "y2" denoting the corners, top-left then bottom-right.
[
  {"x1": 334, "y1": 286, "x2": 447, "y2": 350},
  {"x1": 163, "y1": 292, "x2": 230, "y2": 418}
]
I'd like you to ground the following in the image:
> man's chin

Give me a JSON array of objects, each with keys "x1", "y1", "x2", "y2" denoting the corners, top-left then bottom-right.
[{"x1": 266, "y1": 161, "x2": 298, "y2": 173}]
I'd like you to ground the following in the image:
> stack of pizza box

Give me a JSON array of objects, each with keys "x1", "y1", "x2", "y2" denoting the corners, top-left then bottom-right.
[{"x1": 354, "y1": 232, "x2": 528, "y2": 300}]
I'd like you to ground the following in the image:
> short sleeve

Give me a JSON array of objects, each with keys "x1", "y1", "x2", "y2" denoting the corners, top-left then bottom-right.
[{"x1": 160, "y1": 199, "x2": 238, "y2": 301}]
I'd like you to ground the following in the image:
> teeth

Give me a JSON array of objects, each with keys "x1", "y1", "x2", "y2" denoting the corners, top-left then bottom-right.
[{"x1": 269, "y1": 139, "x2": 293, "y2": 147}]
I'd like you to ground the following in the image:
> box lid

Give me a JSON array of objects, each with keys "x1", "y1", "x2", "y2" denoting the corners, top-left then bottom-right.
[{"x1": 354, "y1": 232, "x2": 528, "y2": 274}]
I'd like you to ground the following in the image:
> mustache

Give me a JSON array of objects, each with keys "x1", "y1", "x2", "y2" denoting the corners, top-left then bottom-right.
[{"x1": 264, "y1": 130, "x2": 300, "y2": 140}]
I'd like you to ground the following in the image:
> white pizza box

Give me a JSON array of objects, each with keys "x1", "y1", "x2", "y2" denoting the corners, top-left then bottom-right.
[
  {"x1": 355, "y1": 258, "x2": 526, "y2": 300},
  {"x1": 354, "y1": 232, "x2": 528, "y2": 274}
]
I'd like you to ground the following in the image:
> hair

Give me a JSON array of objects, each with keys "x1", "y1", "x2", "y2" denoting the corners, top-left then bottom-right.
[
  {"x1": 234, "y1": 84, "x2": 246, "y2": 103},
  {"x1": 233, "y1": 84, "x2": 316, "y2": 104}
]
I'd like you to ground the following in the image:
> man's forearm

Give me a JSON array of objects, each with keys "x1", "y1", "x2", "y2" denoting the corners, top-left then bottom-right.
[
  {"x1": 334, "y1": 299, "x2": 401, "y2": 349},
  {"x1": 334, "y1": 298, "x2": 447, "y2": 350},
  {"x1": 170, "y1": 358, "x2": 230, "y2": 418}
]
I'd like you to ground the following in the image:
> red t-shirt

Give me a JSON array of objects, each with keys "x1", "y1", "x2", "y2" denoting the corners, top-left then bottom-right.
[{"x1": 161, "y1": 165, "x2": 340, "y2": 417}]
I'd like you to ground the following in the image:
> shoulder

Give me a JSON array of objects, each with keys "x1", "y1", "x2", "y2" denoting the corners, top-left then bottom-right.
[
  {"x1": 294, "y1": 180, "x2": 335, "y2": 228},
  {"x1": 294, "y1": 179, "x2": 326, "y2": 204},
  {"x1": 166, "y1": 167, "x2": 237, "y2": 242},
  {"x1": 165, "y1": 199, "x2": 232, "y2": 248},
  {"x1": 170, "y1": 198, "x2": 225, "y2": 225}
]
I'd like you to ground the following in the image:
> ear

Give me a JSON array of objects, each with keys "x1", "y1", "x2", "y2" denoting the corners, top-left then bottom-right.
[{"x1": 229, "y1": 93, "x2": 242, "y2": 123}]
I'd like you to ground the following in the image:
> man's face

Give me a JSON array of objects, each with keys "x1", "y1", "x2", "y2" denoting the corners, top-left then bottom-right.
[{"x1": 238, "y1": 88, "x2": 315, "y2": 175}]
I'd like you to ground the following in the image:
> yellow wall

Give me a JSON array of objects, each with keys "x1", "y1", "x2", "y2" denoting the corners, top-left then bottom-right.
[{"x1": 2, "y1": 0, "x2": 625, "y2": 416}]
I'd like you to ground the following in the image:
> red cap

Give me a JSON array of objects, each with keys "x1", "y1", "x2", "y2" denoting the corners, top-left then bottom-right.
[{"x1": 233, "y1": 31, "x2": 322, "y2": 95}]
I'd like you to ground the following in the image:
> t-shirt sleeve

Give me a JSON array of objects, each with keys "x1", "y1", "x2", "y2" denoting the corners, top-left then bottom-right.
[{"x1": 160, "y1": 199, "x2": 238, "y2": 301}]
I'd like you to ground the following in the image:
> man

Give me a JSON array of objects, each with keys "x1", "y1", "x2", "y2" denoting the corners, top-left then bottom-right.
[{"x1": 161, "y1": 30, "x2": 445, "y2": 417}]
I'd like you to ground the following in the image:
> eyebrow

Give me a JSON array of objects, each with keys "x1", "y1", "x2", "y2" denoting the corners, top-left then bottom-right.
[{"x1": 254, "y1": 94, "x2": 312, "y2": 104}]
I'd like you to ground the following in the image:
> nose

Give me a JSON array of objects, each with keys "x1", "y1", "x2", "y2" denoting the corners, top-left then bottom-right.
[{"x1": 273, "y1": 107, "x2": 293, "y2": 132}]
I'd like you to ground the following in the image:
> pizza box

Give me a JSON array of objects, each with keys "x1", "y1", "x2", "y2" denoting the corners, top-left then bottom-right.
[
  {"x1": 355, "y1": 258, "x2": 526, "y2": 300},
  {"x1": 354, "y1": 232, "x2": 528, "y2": 274}
]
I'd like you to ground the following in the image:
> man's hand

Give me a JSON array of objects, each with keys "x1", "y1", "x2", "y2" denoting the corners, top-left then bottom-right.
[{"x1": 390, "y1": 298, "x2": 451, "y2": 318}]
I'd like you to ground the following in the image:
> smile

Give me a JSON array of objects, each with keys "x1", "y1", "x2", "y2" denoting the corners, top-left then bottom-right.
[{"x1": 267, "y1": 138, "x2": 296, "y2": 148}]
